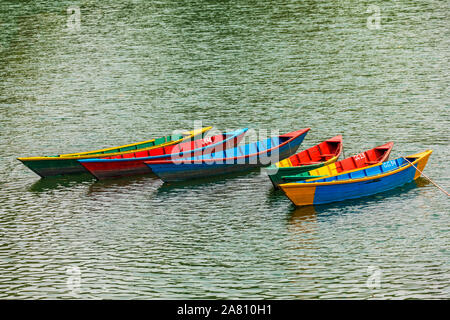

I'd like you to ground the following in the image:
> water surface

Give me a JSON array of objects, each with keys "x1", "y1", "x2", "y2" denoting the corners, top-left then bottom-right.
[{"x1": 0, "y1": 1, "x2": 448, "y2": 299}]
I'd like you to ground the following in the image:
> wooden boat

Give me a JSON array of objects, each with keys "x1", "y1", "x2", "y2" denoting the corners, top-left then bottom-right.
[
  {"x1": 78, "y1": 128, "x2": 248, "y2": 180},
  {"x1": 280, "y1": 142, "x2": 394, "y2": 183},
  {"x1": 17, "y1": 127, "x2": 211, "y2": 177},
  {"x1": 144, "y1": 128, "x2": 311, "y2": 182},
  {"x1": 279, "y1": 150, "x2": 432, "y2": 206},
  {"x1": 266, "y1": 135, "x2": 343, "y2": 188}
]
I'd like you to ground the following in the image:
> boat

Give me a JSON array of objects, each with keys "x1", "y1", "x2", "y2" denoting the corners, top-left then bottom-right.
[
  {"x1": 280, "y1": 142, "x2": 394, "y2": 184},
  {"x1": 265, "y1": 135, "x2": 343, "y2": 188},
  {"x1": 144, "y1": 128, "x2": 311, "y2": 182},
  {"x1": 279, "y1": 150, "x2": 432, "y2": 206},
  {"x1": 17, "y1": 127, "x2": 211, "y2": 177},
  {"x1": 78, "y1": 128, "x2": 248, "y2": 180}
]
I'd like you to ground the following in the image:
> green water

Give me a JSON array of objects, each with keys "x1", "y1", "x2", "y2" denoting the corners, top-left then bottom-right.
[{"x1": 0, "y1": 1, "x2": 449, "y2": 299}]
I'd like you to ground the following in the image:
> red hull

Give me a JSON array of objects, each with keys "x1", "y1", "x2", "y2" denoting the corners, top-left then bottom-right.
[{"x1": 81, "y1": 160, "x2": 151, "y2": 179}]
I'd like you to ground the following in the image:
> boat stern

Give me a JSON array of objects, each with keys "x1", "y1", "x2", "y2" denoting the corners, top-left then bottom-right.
[
  {"x1": 279, "y1": 183, "x2": 317, "y2": 206},
  {"x1": 17, "y1": 157, "x2": 86, "y2": 177},
  {"x1": 410, "y1": 150, "x2": 433, "y2": 180}
]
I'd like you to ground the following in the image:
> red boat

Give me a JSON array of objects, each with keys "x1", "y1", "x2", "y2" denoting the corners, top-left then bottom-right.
[
  {"x1": 280, "y1": 142, "x2": 394, "y2": 182},
  {"x1": 266, "y1": 135, "x2": 343, "y2": 188},
  {"x1": 79, "y1": 128, "x2": 248, "y2": 179}
]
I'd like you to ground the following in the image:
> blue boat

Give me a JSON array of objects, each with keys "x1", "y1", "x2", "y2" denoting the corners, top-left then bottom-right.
[
  {"x1": 145, "y1": 128, "x2": 311, "y2": 182},
  {"x1": 279, "y1": 150, "x2": 432, "y2": 206},
  {"x1": 78, "y1": 128, "x2": 248, "y2": 179}
]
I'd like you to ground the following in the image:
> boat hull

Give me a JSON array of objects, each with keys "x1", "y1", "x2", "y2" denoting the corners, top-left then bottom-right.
[
  {"x1": 148, "y1": 162, "x2": 263, "y2": 182},
  {"x1": 280, "y1": 150, "x2": 432, "y2": 206},
  {"x1": 18, "y1": 158, "x2": 86, "y2": 177},
  {"x1": 79, "y1": 160, "x2": 151, "y2": 180}
]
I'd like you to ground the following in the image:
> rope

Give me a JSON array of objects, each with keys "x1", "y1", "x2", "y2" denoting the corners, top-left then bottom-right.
[{"x1": 403, "y1": 157, "x2": 449, "y2": 197}]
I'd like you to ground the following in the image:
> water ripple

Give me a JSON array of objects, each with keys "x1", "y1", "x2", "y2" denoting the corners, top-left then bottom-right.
[{"x1": 0, "y1": 0, "x2": 449, "y2": 299}]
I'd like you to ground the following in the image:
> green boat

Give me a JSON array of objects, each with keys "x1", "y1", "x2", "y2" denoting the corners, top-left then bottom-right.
[
  {"x1": 17, "y1": 127, "x2": 211, "y2": 177},
  {"x1": 266, "y1": 135, "x2": 343, "y2": 188}
]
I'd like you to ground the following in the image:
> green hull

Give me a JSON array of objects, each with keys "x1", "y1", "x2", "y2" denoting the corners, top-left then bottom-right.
[
  {"x1": 19, "y1": 158, "x2": 87, "y2": 177},
  {"x1": 17, "y1": 129, "x2": 212, "y2": 178},
  {"x1": 18, "y1": 137, "x2": 182, "y2": 178},
  {"x1": 18, "y1": 136, "x2": 181, "y2": 177},
  {"x1": 266, "y1": 163, "x2": 326, "y2": 188}
]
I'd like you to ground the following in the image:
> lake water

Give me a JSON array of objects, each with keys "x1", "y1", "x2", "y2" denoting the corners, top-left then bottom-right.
[{"x1": 0, "y1": 1, "x2": 448, "y2": 299}]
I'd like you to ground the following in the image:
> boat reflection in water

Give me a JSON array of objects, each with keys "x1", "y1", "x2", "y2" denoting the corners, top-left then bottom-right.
[
  {"x1": 287, "y1": 177, "x2": 430, "y2": 219},
  {"x1": 28, "y1": 173, "x2": 94, "y2": 193},
  {"x1": 87, "y1": 174, "x2": 161, "y2": 196},
  {"x1": 287, "y1": 205, "x2": 318, "y2": 246}
]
